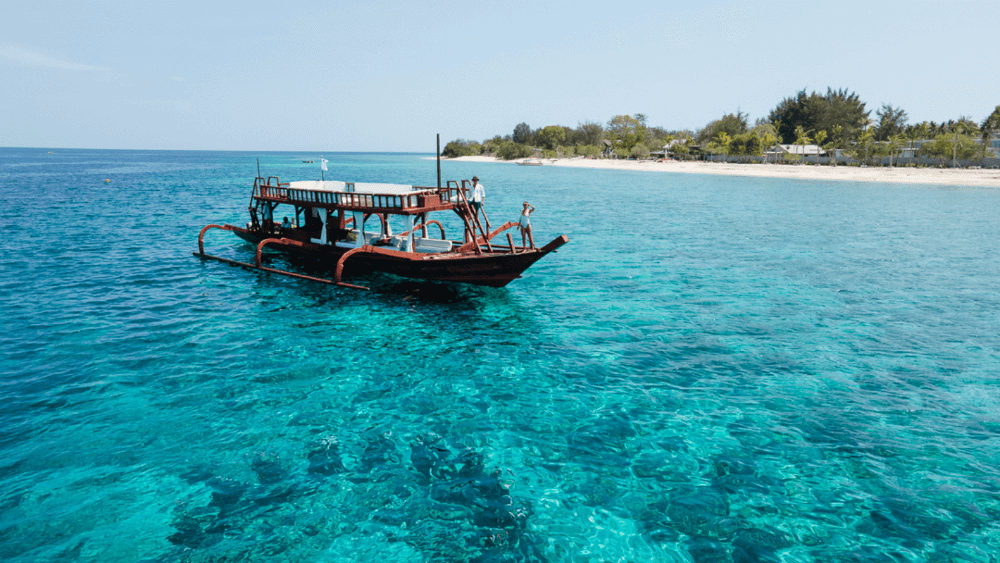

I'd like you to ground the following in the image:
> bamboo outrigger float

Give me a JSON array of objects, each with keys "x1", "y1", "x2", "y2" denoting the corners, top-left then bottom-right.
[{"x1": 194, "y1": 176, "x2": 568, "y2": 291}]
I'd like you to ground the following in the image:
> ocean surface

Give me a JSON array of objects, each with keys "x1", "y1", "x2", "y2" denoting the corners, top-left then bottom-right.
[{"x1": 2, "y1": 148, "x2": 1000, "y2": 562}]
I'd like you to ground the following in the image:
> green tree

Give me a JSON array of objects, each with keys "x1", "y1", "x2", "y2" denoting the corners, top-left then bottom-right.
[
  {"x1": 696, "y1": 111, "x2": 748, "y2": 145},
  {"x1": 496, "y1": 141, "x2": 534, "y2": 160},
  {"x1": 647, "y1": 126, "x2": 673, "y2": 146},
  {"x1": 480, "y1": 135, "x2": 504, "y2": 155},
  {"x1": 729, "y1": 134, "x2": 747, "y2": 160},
  {"x1": 707, "y1": 132, "x2": 732, "y2": 162},
  {"x1": 750, "y1": 122, "x2": 778, "y2": 142},
  {"x1": 981, "y1": 105, "x2": 1000, "y2": 158},
  {"x1": 673, "y1": 142, "x2": 690, "y2": 159},
  {"x1": 887, "y1": 134, "x2": 906, "y2": 166},
  {"x1": 727, "y1": 132, "x2": 761, "y2": 162},
  {"x1": 606, "y1": 114, "x2": 649, "y2": 153},
  {"x1": 794, "y1": 126, "x2": 811, "y2": 163},
  {"x1": 946, "y1": 118, "x2": 979, "y2": 166},
  {"x1": 906, "y1": 122, "x2": 930, "y2": 157},
  {"x1": 827, "y1": 125, "x2": 843, "y2": 166},
  {"x1": 513, "y1": 122, "x2": 532, "y2": 145},
  {"x1": 535, "y1": 125, "x2": 567, "y2": 150},
  {"x1": 768, "y1": 87, "x2": 869, "y2": 145},
  {"x1": 874, "y1": 104, "x2": 908, "y2": 142},
  {"x1": 573, "y1": 121, "x2": 604, "y2": 146},
  {"x1": 814, "y1": 130, "x2": 828, "y2": 164},
  {"x1": 760, "y1": 133, "x2": 777, "y2": 163},
  {"x1": 857, "y1": 128, "x2": 875, "y2": 165},
  {"x1": 921, "y1": 132, "x2": 979, "y2": 163},
  {"x1": 441, "y1": 139, "x2": 481, "y2": 158},
  {"x1": 630, "y1": 143, "x2": 650, "y2": 159},
  {"x1": 745, "y1": 134, "x2": 762, "y2": 159}
]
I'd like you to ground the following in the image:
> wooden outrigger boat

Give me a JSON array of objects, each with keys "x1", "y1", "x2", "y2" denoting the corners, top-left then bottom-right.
[{"x1": 194, "y1": 176, "x2": 569, "y2": 290}]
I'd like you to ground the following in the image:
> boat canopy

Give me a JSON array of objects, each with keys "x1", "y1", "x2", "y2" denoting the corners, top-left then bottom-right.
[
  {"x1": 288, "y1": 180, "x2": 346, "y2": 192},
  {"x1": 288, "y1": 181, "x2": 415, "y2": 195}
]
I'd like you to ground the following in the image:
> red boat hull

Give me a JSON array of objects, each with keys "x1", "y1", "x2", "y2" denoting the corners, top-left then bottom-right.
[{"x1": 231, "y1": 227, "x2": 566, "y2": 287}]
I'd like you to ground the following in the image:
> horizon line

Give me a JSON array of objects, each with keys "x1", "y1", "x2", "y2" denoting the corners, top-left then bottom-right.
[{"x1": 0, "y1": 146, "x2": 436, "y2": 154}]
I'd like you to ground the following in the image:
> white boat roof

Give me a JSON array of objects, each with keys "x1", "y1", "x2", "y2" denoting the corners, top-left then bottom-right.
[
  {"x1": 351, "y1": 182, "x2": 414, "y2": 194},
  {"x1": 288, "y1": 181, "x2": 346, "y2": 191},
  {"x1": 287, "y1": 180, "x2": 415, "y2": 195}
]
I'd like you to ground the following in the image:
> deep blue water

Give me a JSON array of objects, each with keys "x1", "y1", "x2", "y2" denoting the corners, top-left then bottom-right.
[{"x1": 2, "y1": 148, "x2": 1000, "y2": 562}]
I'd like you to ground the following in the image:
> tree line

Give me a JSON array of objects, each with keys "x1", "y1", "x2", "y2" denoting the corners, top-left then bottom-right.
[{"x1": 441, "y1": 88, "x2": 1000, "y2": 166}]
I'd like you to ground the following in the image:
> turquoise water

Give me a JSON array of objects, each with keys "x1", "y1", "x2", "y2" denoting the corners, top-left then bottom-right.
[{"x1": 2, "y1": 148, "x2": 1000, "y2": 562}]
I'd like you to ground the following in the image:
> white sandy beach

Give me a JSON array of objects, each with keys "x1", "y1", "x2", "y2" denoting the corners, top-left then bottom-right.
[{"x1": 444, "y1": 156, "x2": 1000, "y2": 187}]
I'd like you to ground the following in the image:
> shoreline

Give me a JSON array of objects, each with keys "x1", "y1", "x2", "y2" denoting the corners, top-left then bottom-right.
[{"x1": 443, "y1": 156, "x2": 1000, "y2": 187}]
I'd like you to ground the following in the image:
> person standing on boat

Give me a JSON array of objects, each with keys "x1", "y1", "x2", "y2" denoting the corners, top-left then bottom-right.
[
  {"x1": 470, "y1": 176, "x2": 485, "y2": 221},
  {"x1": 518, "y1": 201, "x2": 536, "y2": 250}
]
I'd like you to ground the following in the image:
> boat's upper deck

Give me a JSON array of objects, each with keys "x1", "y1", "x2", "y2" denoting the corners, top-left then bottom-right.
[{"x1": 252, "y1": 176, "x2": 469, "y2": 215}]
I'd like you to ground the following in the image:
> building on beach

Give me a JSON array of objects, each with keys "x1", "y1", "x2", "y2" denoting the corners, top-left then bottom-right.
[{"x1": 767, "y1": 144, "x2": 827, "y2": 157}]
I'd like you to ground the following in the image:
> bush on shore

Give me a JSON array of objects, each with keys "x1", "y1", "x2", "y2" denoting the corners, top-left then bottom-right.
[
  {"x1": 441, "y1": 140, "x2": 481, "y2": 158},
  {"x1": 495, "y1": 141, "x2": 534, "y2": 161}
]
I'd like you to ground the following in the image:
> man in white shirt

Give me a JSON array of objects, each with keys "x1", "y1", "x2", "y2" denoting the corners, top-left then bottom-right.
[{"x1": 470, "y1": 176, "x2": 485, "y2": 221}]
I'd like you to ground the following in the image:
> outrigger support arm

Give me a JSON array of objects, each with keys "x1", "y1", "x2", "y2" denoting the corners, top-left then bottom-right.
[
  {"x1": 198, "y1": 224, "x2": 239, "y2": 255},
  {"x1": 333, "y1": 244, "x2": 416, "y2": 286},
  {"x1": 255, "y1": 238, "x2": 369, "y2": 290},
  {"x1": 192, "y1": 227, "x2": 370, "y2": 291},
  {"x1": 398, "y1": 219, "x2": 446, "y2": 240}
]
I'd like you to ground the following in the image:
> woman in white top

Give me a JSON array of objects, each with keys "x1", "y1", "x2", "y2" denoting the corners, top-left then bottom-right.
[{"x1": 519, "y1": 202, "x2": 535, "y2": 250}]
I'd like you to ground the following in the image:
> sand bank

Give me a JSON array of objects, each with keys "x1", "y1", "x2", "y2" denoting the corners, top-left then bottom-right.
[{"x1": 444, "y1": 156, "x2": 1000, "y2": 187}]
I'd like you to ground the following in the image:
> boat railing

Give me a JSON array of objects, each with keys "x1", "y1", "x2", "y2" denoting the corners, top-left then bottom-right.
[
  {"x1": 285, "y1": 188, "x2": 441, "y2": 210},
  {"x1": 254, "y1": 176, "x2": 290, "y2": 200},
  {"x1": 439, "y1": 181, "x2": 470, "y2": 204},
  {"x1": 253, "y1": 176, "x2": 451, "y2": 211}
]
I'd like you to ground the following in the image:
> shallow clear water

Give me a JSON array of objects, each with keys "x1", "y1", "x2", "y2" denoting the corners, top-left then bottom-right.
[{"x1": 2, "y1": 148, "x2": 1000, "y2": 562}]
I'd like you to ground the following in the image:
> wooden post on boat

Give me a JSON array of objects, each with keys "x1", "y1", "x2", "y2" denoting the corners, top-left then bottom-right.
[
  {"x1": 507, "y1": 232, "x2": 516, "y2": 254},
  {"x1": 458, "y1": 179, "x2": 493, "y2": 253},
  {"x1": 436, "y1": 134, "x2": 441, "y2": 189}
]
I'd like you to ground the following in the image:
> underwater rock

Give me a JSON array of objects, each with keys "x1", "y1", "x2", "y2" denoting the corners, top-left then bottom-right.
[
  {"x1": 684, "y1": 538, "x2": 730, "y2": 563},
  {"x1": 410, "y1": 434, "x2": 452, "y2": 482},
  {"x1": 359, "y1": 430, "x2": 399, "y2": 473},
  {"x1": 252, "y1": 455, "x2": 287, "y2": 485},
  {"x1": 711, "y1": 455, "x2": 779, "y2": 495},
  {"x1": 308, "y1": 439, "x2": 345, "y2": 476},
  {"x1": 731, "y1": 526, "x2": 793, "y2": 562},
  {"x1": 666, "y1": 486, "x2": 732, "y2": 539},
  {"x1": 206, "y1": 477, "x2": 249, "y2": 517},
  {"x1": 167, "y1": 434, "x2": 547, "y2": 562}
]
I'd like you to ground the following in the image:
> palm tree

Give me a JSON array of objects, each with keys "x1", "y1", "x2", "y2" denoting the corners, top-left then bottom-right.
[
  {"x1": 715, "y1": 132, "x2": 732, "y2": 163},
  {"x1": 859, "y1": 128, "x2": 874, "y2": 166},
  {"x1": 761, "y1": 133, "x2": 776, "y2": 164},
  {"x1": 814, "y1": 130, "x2": 828, "y2": 166},
  {"x1": 887, "y1": 134, "x2": 904, "y2": 167},
  {"x1": 829, "y1": 125, "x2": 843, "y2": 167},
  {"x1": 981, "y1": 106, "x2": 1000, "y2": 161},
  {"x1": 949, "y1": 117, "x2": 974, "y2": 167},
  {"x1": 794, "y1": 126, "x2": 811, "y2": 164}
]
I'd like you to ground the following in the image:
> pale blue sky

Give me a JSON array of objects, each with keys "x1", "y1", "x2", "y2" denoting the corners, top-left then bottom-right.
[{"x1": 2, "y1": 0, "x2": 998, "y2": 151}]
